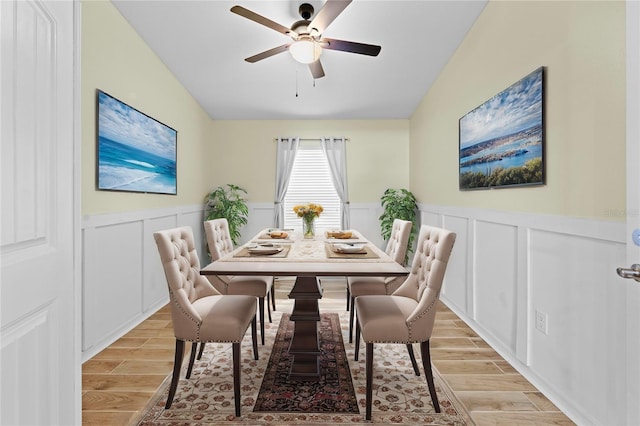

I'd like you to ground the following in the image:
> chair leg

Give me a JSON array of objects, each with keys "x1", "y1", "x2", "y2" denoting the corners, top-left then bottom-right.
[
  {"x1": 348, "y1": 296, "x2": 355, "y2": 343},
  {"x1": 365, "y1": 342, "x2": 374, "y2": 420},
  {"x1": 420, "y1": 340, "x2": 440, "y2": 413},
  {"x1": 267, "y1": 293, "x2": 272, "y2": 323},
  {"x1": 197, "y1": 342, "x2": 206, "y2": 360},
  {"x1": 271, "y1": 284, "x2": 276, "y2": 311},
  {"x1": 165, "y1": 339, "x2": 185, "y2": 409},
  {"x1": 346, "y1": 286, "x2": 350, "y2": 311},
  {"x1": 185, "y1": 342, "x2": 198, "y2": 379},
  {"x1": 406, "y1": 344, "x2": 421, "y2": 376},
  {"x1": 251, "y1": 314, "x2": 259, "y2": 360},
  {"x1": 232, "y1": 342, "x2": 241, "y2": 417},
  {"x1": 354, "y1": 320, "x2": 361, "y2": 361},
  {"x1": 258, "y1": 297, "x2": 265, "y2": 345}
]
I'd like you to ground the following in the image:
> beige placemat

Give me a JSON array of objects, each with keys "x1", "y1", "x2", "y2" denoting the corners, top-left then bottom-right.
[
  {"x1": 324, "y1": 244, "x2": 379, "y2": 259},
  {"x1": 233, "y1": 245, "x2": 291, "y2": 258}
]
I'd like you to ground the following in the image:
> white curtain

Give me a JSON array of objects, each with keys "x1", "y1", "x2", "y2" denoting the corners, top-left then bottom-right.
[
  {"x1": 273, "y1": 137, "x2": 299, "y2": 228},
  {"x1": 321, "y1": 137, "x2": 350, "y2": 230}
]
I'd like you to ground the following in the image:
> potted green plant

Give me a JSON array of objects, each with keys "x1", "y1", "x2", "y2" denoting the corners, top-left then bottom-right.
[
  {"x1": 378, "y1": 188, "x2": 418, "y2": 264},
  {"x1": 205, "y1": 184, "x2": 249, "y2": 246}
]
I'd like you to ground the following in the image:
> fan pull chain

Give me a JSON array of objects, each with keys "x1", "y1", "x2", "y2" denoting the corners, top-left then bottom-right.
[{"x1": 295, "y1": 70, "x2": 299, "y2": 98}]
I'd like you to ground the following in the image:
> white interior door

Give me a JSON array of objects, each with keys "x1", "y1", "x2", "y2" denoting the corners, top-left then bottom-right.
[
  {"x1": 0, "y1": 0, "x2": 80, "y2": 424},
  {"x1": 621, "y1": 2, "x2": 640, "y2": 424}
]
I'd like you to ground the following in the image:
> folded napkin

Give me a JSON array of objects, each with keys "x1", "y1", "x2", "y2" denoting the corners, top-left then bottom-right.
[
  {"x1": 234, "y1": 245, "x2": 290, "y2": 258},
  {"x1": 257, "y1": 233, "x2": 291, "y2": 241},
  {"x1": 324, "y1": 244, "x2": 379, "y2": 259},
  {"x1": 268, "y1": 231, "x2": 289, "y2": 239},
  {"x1": 326, "y1": 230, "x2": 353, "y2": 239}
]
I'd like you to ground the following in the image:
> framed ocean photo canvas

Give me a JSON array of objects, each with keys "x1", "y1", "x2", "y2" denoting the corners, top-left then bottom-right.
[
  {"x1": 459, "y1": 67, "x2": 545, "y2": 190},
  {"x1": 96, "y1": 90, "x2": 177, "y2": 195}
]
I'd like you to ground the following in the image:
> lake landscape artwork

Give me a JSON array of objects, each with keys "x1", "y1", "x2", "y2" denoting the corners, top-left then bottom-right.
[
  {"x1": 97, "y1": 90, "x2": 177, "y2": 195},
  {"x1": 459, "y1": 67, "x2": 544, "y2": 190}
]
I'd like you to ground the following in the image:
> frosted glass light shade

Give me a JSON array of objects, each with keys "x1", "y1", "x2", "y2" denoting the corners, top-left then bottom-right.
[{"x1": 289, "y1": 40, "x2": 322, "y2": 64}]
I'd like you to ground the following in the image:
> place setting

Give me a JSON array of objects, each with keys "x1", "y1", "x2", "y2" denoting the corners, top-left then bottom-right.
[
  {"x1": 234, "y1": 242, "x2": 290, "y2": 258},
  {"x1": 325, "y1": 229, "x2": 362, "y2": 244},
  {"x1": 325, "y1": 241, "x2": 379, "y2": 259},
  {"x1": 254, "y1": 228, "x2": 294, "y2": 243}
]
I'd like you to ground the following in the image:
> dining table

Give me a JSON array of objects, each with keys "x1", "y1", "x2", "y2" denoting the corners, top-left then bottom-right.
[{"x1": 200, "y1": 228, "x2": 408, "y2": 380}]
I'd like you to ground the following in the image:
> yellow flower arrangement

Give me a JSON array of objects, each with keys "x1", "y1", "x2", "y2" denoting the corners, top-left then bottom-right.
[
  {"x1": 293, "y1": 203, "x2": 323, "y2": 238},
  {"x1": 292, "y1": 203, "x2": 323, "y2": 219}
]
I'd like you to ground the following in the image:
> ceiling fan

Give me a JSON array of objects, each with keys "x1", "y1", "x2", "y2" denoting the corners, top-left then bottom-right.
[{"x1": 230, "y1": 0, "x2": 381, "y2": 79}]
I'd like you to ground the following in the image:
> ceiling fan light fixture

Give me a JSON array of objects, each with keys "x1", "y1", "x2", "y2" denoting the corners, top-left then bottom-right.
[{"x1": 289, "y1": 39, "x2": 322, "y2": 64}]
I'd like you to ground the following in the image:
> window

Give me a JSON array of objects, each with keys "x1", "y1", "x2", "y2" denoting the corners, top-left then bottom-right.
[{"x1": 283, "y1": 144, "x2": 341, "y2": 231}]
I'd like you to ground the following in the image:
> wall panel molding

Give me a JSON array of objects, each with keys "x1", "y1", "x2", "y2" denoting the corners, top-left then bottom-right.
[
  {"x1": 83, "y1": 201, "x2": 628, "y2": 425},
  {"x1": 81, "y1": 204, "x2": 204, "y2": 361},
  {"x1": 81, "y1": 202, "x2": 382, "y2": 361},
  {"x1": 419, "y1": 203, "x2": 626, "y2": 426}
]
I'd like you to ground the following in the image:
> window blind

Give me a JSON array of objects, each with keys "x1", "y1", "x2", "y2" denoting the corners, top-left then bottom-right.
[{"x1": 283, "y1": 145, "x2": 341, "y2": 231}]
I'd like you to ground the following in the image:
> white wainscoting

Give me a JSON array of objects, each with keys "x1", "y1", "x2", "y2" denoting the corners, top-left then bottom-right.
[
  {"x1": 81, "y1": 202, "x2": 383, "y2": 362},
  {"x1": 82, "y1": 201, "x2": 626, "y2": 424},
  {"x1": 421, "y1": 203, "x2": 628, "y2": 426},
  {"x1": 82, "y1": 205, "x2": 206, "y2": 361}
]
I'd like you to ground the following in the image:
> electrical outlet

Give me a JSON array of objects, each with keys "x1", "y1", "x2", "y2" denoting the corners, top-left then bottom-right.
[{"x1": 535, "y1": 310, "x2": 548, "y2": 335}]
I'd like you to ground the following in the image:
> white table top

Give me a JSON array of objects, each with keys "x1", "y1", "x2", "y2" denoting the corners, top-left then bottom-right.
[{"x1": 200, "y1": 229, "x2": 408, "y2": 278}]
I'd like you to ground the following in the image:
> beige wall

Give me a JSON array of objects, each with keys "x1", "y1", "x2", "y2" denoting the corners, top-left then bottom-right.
[
  {"x1": 83, "y1": 0, "x2": 623, "y2": 217},
  {"x1": 81, "y1": 0, "x2": 409, "y2": 213},
  {"x1": 81, "y1": 0, "x2": 211, "y2": 215},
  {"x1": 208, "y1": 120, "x2": 410, "y2": 203},
  {"x1": 410, "y1": 0, "x2": 626, "y2": 220}
]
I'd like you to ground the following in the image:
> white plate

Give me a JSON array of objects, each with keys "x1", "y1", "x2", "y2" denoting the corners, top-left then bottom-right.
[
  {"x1": 332, "y1": 243, "x2": 365, "y2": 254},
  {"x1": 247, "y1": 246, "x2": 283, "y2": 255}
]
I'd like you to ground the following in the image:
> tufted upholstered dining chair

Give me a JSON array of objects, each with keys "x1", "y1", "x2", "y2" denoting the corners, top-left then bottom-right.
[
  {"x1": 204, "y1": 218, "x2": 275, "y2": 345},
  {"x1": 354, "y1": 224, "x2": 456, "y2": 420},
  {"x1": 346, "y1": 219, "x2": 412, "y2": 344},
  {"x1": 153, "y1": 226, "x2": 258, "y2": 417}
]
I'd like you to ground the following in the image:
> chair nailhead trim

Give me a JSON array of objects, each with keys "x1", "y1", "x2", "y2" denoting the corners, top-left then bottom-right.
[
  {"x1": 169, "y1": 291, "x2": 203, "y2": 340},
  {"x1": 407, "y1": 295, "x2": 439, "y2": 341}
]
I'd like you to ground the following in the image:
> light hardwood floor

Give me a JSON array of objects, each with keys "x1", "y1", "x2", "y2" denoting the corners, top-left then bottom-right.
[{"x1": 82, "y1": 279, "x2": 575, "y2": 425}]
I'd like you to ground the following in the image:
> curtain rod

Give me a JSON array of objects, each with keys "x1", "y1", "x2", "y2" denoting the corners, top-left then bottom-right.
[{"x1": 273, "y1": 137, "x2": 350, "y2": 142}]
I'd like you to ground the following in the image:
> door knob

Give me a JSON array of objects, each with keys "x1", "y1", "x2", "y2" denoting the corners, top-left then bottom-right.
[{"x1": 617, "y1": 264, "x2": 640, "y2": 281}]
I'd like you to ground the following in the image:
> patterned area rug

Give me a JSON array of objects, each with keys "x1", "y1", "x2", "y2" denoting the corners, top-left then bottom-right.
[
  {"x1": 253, "y1": 313, "x2": 359, "y2": 413},
  {"x1": 133, "y1": 308, "x2": 473, "y2": 425}
]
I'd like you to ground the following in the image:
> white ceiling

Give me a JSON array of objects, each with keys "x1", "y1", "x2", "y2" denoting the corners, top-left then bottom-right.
[{"x1": 111, "y1": 0, "x2": 487, "y2": 120}]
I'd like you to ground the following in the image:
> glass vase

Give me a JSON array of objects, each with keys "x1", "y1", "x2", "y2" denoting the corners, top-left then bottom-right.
[{"x1": 302, "y1": 216, "x2": 316, "y2": 239}]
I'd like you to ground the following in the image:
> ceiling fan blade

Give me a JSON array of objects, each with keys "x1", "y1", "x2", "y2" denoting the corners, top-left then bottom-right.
[
  {"x1": 308, "y1": 0, "x2": 352, "y2": 34},
  {"x1": 320, "y1": 38, "x2": 381, "y2": 56},
  {"x1": 245, "y1": 44, "x2": 290, "y2": 63},
  {"x1": 231, "y1": 5, "x2": 296, "y2": 37},
  {"x1": 309, "y1": 60, "x2": 325, "y2": 79}
]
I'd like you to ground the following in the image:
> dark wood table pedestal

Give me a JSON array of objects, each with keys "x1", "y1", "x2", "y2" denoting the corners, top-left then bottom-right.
[{"x1": 287, "y1": 275, "x2": 323, "y2": 379}]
